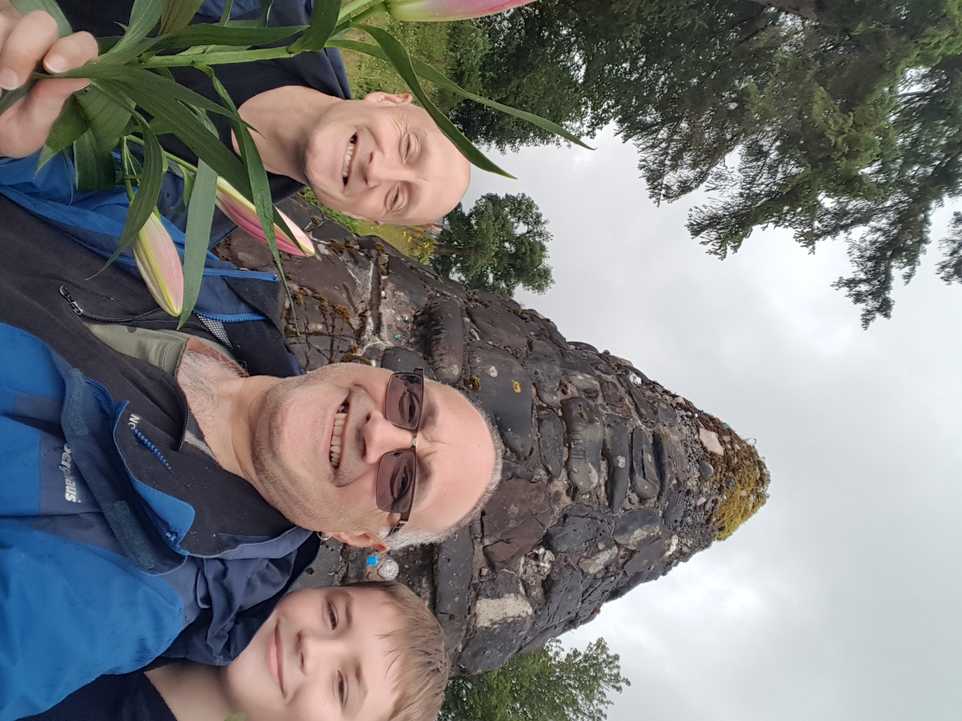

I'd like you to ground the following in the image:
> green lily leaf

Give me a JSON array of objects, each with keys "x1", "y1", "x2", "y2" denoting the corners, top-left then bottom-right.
[
  {"x1": 73, "y1": 130, "x2": 116, "y2": 191},
  {"x1": 218, "y1": 0, "x2": 234, "y2": 24},
  {"x1": 153, "y1": 23, "x2": 305, "y2": 52},
  {"x1": 77, "y1": 86, "x2": 134, "y2": 152},
  {"x1": 96, "y1": 77, "x2": 250, "y2": 195},
  {"x1": 0, "y1": 83, "x2": 30, "y2": 116},
  {"x1": 106, "y1": 124, "x2": 167, "y2": 267},
  {"x1": 160, "y1": 0, "x2": 206, "y2": 34},
  {"x1": 79, "y1": 65, "x2": 236, "y2": 119},
  {"x1": 357, "y1": 25, "x2": 514, "y2": 179},
  {"x1": 206, "y1": 68, "x2": 290, "y2": 295},
  {"x1": 106, "y1": 0, "x2": 163, "y2": 60},
  {"x1": 10, "y1": 0, "x2": 71, "y2": 36},
  {"x1": 99, "y1": 36, "x2": 163, "y2": 65},
  {"x1": 39, "y1": 95, "x2": 88, "y2": 168},
  {"x1": 288, "y1": 0, "x2": 339, "y2": 53},
  {"x1": 329, "y1": 38, "x2": 593, "y2": 151},
  {"x1": 257, "y1": 1, "x2": 274, "y2": 25},
  {"x1": 180, "y1": 159, "x2": 218, "y2": 326}
]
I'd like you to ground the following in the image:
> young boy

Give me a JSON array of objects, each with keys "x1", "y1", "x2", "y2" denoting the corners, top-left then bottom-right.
[{"x1": 25, "y1": 583, "x2": 449, "y2": 721}]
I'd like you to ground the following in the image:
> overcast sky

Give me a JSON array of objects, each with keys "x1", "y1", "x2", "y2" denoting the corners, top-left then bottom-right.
[{"x1": 465, "y1": 127, "x2": 962, "y2": 721}]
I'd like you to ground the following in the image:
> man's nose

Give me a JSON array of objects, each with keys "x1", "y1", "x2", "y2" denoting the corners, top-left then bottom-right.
[
  {"x1": 364, "y1": 150, "x2": 414, "y2": 187},
  {"x1": 362, "y1": 413, "x2": 415, "y2": 464}
]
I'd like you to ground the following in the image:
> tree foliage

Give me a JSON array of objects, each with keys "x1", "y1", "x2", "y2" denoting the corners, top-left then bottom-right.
[
  {"x1": 440, "y1": 638, "x2": 630, "y2": 721},
  {"x1": 457, "y1": 0, "x2": 962, "y2": 325},
  {"x1": 431, "y1": 193, "x2": 553, "y2": 296}
]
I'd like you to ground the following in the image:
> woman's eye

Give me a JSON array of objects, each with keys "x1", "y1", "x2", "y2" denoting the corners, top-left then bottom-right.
[
  {"x1": 392, "y1": 187, "x2": 402, "y2": 211},
  {"x1": 337, "y1": 671, "x2": 347, "y2": 706},
  {"x1": 327, "y1": 601, "x2": 338, "y2": 629}
]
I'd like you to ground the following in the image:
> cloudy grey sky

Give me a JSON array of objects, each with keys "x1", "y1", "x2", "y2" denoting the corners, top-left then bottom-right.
[{"x1": 465, "y1": 127, "x2": 962, "y2": 721}]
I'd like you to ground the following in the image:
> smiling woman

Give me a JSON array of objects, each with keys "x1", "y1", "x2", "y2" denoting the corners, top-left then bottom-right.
[{"x1": 25, "y1": 583, "x2": 450, "y2": 721}]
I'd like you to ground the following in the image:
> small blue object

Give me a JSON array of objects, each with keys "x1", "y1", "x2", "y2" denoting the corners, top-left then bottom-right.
[{"x1": 366, "y1": 554, "x2": 379, "y2": 566}]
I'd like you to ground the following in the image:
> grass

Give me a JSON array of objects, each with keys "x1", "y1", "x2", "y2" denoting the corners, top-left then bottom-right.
[
  {"x1": 299, "y1": 188, "x2": 437, "y2": 261},
  {"x1": 340, "y1": 15, "x2": 453, "y2": 109}
]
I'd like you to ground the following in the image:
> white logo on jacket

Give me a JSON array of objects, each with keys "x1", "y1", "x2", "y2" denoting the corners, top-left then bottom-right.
[{"x1": 60, "y1": 443, "x2": 83, "y2": 503}]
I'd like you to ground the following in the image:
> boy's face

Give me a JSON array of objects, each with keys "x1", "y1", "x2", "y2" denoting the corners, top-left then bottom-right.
[{"x1": 224, "y1": 587, "x2": 403, "y2": 721}]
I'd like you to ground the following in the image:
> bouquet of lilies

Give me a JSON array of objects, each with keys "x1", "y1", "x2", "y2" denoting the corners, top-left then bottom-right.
[{"x1": 5, "y1": 0, "x2": 586, "y2": 321}]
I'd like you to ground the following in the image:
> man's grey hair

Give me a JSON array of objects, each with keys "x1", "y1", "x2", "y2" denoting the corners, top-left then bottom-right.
[{"x1": 386, "y1": 408, "x2": 503, "y2": 550}]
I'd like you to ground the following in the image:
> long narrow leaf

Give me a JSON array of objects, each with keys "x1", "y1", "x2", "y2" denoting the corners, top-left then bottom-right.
[
  {"x1": 77, "y1": 65, "x2": 235, "y2": 119},
  {"x1": 206, "y1": 69, "x2": 288, "y2": 288},
  {"x1": 10, "y1": 0, "x2": 71, "y2": 36},
  {"x1": 180, "y1": 159, "x2": 218, "y2": 326},
  {"x1": 97, "y1": 36, "x2": 162, "y2": 64},
  {"x1": 258, "y1": 0, "x2": 274, "y2": 25},
  {"x1": 39, "y1": 96, "x2": 88, "y2": 168},
  {"x1": 288, "y1": 0, "x2": 339, "y2": 53},
  {"x1": 329, "y1": 38, "x2": 593, "y2": 150},
  {"x1": 219, "y1": 0, "x2": 234, "y2": 24},
  {"x1": 0, "y1": 84, "x2": 30, "y2": 116},
  {"x1": 153, "y1": 23, "x2": 305, "y2": 51},
  {"x1": 77, "y1": 86, "x2": 134, "y2": 152},
  {"x1": 106, "y1": 126, "x2": 167, "y2": 267},
  {"x1": 160, "y1": 0, "x2": 206, "y2": 33},
  {"x1": 73, "y1": 130, "x2": 116, "y2": 191},
  {"x1": 107, "y1": 0, "x2": 164, "y2": 59},
  {"x1": 96, "y1": 78, "x2": 250, "y2": 198},
  {"x1": 357, "y1": 25, "x2": 514, "y2": 179}
]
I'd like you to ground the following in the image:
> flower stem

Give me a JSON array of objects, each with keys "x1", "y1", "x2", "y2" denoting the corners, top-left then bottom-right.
[
  {"x1": 124, "y1": 133, "x2": 198, "y2": 175},
  {"x1": 142, "y1": 46, "x2": 294, "y2": 68},
  {"x1": 338, "y1": 0, "x2": 381, "y2": 23}
]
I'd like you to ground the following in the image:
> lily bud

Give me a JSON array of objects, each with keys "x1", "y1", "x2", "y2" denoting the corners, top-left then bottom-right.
[
  {"x1": 384, "y1": 0, "x2": 537, "y2": 22},
  {"x1": 133, "y1": 213, "x2": 185, "y2": 317},
  {"x1": 215, "y1": 178, "x2": 315, "y2": 257}
]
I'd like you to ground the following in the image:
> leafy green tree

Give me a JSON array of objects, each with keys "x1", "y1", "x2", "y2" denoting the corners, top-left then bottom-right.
[
  {"x1": 447, "y1": 12, "x2": 601, "y2": 150},
  {"x1": 440, "y1": 638, "x2": 629, "y2": 721},
  {"x1": 431, "y1": 193, "x2": 554, "y2": 296},
  {"x1": 458, "y1": 0, "x2": 962, "y2": 325}
]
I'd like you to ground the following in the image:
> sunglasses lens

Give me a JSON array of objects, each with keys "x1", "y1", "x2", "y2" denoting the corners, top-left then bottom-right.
[
  {"x1": 376, "y1": 449, "x2": 417, "y2": 514},
  {"x1": 385, "y1": 372, "x2": 423, "y2": 431}
]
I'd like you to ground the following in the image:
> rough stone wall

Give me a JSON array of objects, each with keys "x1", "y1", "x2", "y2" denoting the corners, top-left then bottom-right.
[{"x1": 218, "y1": 197, "x2": 771, "y2": 675}]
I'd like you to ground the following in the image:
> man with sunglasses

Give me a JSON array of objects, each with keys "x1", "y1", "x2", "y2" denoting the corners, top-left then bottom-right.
[{"x1": 183, "y1": 360, "x2": 501, "y2": 552}]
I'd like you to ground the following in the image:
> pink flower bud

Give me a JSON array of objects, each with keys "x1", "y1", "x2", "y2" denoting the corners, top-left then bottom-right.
[
  {"x1": 215, "y1": 178, "x2": 316, "y2": 257},
  {"x1": 133, "y1": 213, "x2": 185, "y2": 317},
  {"x1": 385, "y1": 0, "x2": 537, "y2": 22}
]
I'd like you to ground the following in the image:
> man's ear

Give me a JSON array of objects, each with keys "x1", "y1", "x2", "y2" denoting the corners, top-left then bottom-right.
[
  {"x1": 329, "y1": 530, "x2": 388, "y2": 551},
  {"x1": 363, "y1": 91, "x2": 413, "y2": 106}
]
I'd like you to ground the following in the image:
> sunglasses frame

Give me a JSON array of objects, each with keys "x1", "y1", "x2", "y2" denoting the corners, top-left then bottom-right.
[{"x1": 377, "y1": 368, "x2": 424, "y2": 539}]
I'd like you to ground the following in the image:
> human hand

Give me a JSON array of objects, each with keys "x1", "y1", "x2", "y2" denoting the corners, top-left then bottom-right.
[{"x1": 0, "y1": 1, "x2": 97, "y2": 158}]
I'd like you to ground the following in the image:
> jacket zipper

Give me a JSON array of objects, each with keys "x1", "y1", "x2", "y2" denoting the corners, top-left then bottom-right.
[{"x1": 59, "y1": 284, "x2": 212, "y2": 336}]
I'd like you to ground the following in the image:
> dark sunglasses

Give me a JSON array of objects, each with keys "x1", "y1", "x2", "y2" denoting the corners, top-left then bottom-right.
[{"x1": 375, "y1": 368, "x2": 424, "y2": 537}]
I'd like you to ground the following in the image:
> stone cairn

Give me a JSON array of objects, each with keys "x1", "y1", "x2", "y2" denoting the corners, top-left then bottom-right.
[{"x1": 218, "y1": 197, "x2": 771, "y2": 675}]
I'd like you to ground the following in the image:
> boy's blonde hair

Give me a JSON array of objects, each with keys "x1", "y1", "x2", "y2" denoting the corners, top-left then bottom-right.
[{"x1": 362, "y1": 581, "x2": 451, "y2": 721}]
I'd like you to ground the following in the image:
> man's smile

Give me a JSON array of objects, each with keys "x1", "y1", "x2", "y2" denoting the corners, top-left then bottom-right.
[
  {"x1": 342, "y1": 133, "x2": 358, "y2": 188},
  {"x1": 330, "y1": 399, "x2": 349, "y2": 468}
]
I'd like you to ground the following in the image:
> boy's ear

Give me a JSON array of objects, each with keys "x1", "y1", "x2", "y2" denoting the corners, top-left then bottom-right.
[{"x1": 329, "y1": 530, "x2": 388, "y2": 551}]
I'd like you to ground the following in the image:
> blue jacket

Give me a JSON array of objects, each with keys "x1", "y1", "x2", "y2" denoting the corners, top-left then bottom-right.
[{"x1": 0, "y1": 150, "x2": 317, "y2": 719}]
